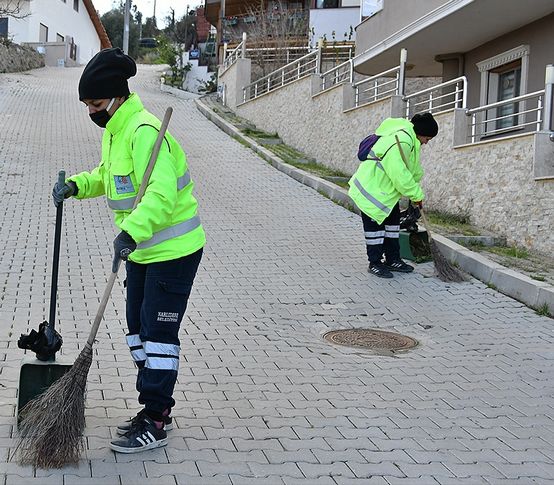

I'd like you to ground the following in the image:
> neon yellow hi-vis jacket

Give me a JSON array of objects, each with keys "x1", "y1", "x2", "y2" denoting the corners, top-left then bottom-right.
[
  {"x1": 68, "y1": 93, "x2": 206, "y2": 264},
  {"x1": 348, "y1": 117, "x2": 424, "y2": 225}
]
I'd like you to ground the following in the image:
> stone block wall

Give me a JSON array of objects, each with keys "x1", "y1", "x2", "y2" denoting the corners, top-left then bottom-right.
[
  {"x1": 423, "y1": 111, "x2": 553, "y2": 253},
  {"x1": 0, "y1": 43, "x2": 44, "y2": 73},
  {"x1": 237, "y1": 78, "x2": 391, "y2": 175}
]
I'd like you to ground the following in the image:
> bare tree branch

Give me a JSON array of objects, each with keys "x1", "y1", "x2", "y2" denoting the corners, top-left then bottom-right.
[
  {"x1": 0, "y1": 0, "x2": 30, "y2": 19},
  {"x1": 227, "y1": 0, "x2": 308, "y2": 77}
]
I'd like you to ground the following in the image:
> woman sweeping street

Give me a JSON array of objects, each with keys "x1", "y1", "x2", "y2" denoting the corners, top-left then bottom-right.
[{"x1": 52, "y1": 47, "x2": 206, "y2": 454}]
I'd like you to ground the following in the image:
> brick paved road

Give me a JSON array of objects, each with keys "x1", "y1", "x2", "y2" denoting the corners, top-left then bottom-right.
[{"x1": 0, "y1": 66, "x2": 553, "y2": 484}]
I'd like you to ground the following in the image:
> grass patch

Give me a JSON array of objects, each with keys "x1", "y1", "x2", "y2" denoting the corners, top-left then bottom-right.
[
  {"x1": 486, "y1": 282, "x2": 497, "y2": 291},
  {"x1": 487, "y1": 245, "x2": 530, "y2": 259},
  {"x1": 531, "y1": 274, "x2": 546, "y2": 282},
  {"x1": 536, "y1": 303, "x2": 552, "y2": 317},
  {"x1": 231, "y1": 134, "x2": 251, "y2": 149},
  {"x1": 462, "y1": 240, "x2": 486, "y2": 249},
  {"x1": 426, "y1": 210, "x2": 479, "y2": 236},
  {"x1": 242, "y1": 128, "x2": 279, "y2": 139}
]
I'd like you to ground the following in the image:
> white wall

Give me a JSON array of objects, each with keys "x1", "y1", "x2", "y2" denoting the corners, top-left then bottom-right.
[
  {"x1": 3, "y1": 0, "x2": 101, "y2": 64},
  {"x1": 309, "y1": 7, "x2": 360, "y2": 47}
]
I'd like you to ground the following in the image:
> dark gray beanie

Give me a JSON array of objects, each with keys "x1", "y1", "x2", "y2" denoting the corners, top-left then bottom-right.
[
  {"x1": 79, "y1": 48, "x2": 137, "y2": 100},
  {"x1": 411, "y1": 112, "x2": 439, "y2": 137}
]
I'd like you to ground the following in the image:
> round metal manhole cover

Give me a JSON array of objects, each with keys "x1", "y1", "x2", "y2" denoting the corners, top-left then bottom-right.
[{"x1": 323, "y1": 328, "x2": 418, "y2": 351}]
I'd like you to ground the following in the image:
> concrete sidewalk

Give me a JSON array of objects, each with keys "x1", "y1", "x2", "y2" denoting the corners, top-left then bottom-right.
[{"x1": 0, "y1": 65, "x2": 553, "y2": 485}]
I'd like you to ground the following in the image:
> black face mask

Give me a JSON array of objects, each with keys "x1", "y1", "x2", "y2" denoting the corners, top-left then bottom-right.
[{"x1": 89, "y1": 98, "x2": 115, "y2": 128}]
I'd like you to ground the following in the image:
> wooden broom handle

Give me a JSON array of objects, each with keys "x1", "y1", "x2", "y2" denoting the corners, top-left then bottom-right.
[
  {"x1": 393, "y1": 134, "x2": 434, "y2": 243},
  {"x1": 86, "y1": 107, "x2": 173, "y2": 346}
]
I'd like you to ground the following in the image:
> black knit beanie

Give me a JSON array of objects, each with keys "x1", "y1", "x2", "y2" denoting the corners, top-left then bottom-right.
[
  {"x1": 79, "y1": 48, "x2": 137, "y2": 100},
  {"x1": 411, "y1": 112, "x2": 439, "y2": 137}
]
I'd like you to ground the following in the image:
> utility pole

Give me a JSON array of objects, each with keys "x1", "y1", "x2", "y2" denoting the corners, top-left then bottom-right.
[
  {"x1": 183, "y1": 4, "x2": 190, "y2": 51},
  {"x1": 123, "y1": 0, "x2": 131, "y2": 55},
  {"x1": 219, "y1": 0, "x2": 225, "y2": 63},
  {"x1": 153, "y1": 0, "x2": 157, "y2": 27}
]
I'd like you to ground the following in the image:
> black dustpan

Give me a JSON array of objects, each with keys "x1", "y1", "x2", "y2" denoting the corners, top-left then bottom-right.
[{"x1": 17, "y1": 171, "x2": 72, "y2": 423}]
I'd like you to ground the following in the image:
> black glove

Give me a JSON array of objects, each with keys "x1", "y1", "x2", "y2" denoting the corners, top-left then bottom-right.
[
  {"x1": 52, "y1": 180, "x2": 77, "y2": 207},
  {"x1": 112, "y1": 231, "x2": 137, "y2": 272}
]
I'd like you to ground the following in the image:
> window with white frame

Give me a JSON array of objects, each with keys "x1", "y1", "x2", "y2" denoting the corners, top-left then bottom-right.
[{"x1": 477, "y1": 45, "x2": 529, "y2": 135}]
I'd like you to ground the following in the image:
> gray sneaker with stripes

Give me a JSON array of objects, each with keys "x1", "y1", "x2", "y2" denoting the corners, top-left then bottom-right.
[{"x1": 110, "y1": 415, "x2": 168, "y2": 453}]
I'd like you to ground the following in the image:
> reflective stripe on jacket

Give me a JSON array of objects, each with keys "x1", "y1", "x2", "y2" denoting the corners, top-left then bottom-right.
[
  {"x1": 69, "y1": 93, "x2": 206, "y2": 264},
  {"x1": 348, "y1": 118, "x2": 424, "y2": 225}
]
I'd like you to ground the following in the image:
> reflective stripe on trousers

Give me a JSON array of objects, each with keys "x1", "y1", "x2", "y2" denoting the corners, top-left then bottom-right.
[
  {"x1": 365, "y1": 230, "x2": 384, "y2": 246},
  {"x1": 126, "y1": 336, "x2": 181, "y2": 370},
  {"x1": 127, "y1": 334, "x2": 146, "y2": 363},
  {"x1": 385, "y1": 224, "x2": 400, "y2": 238}
]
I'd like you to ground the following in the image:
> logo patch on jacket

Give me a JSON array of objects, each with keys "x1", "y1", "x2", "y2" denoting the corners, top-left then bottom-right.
[{"x1": 114, "y1": 175, "x2": 135, "y2": 194}]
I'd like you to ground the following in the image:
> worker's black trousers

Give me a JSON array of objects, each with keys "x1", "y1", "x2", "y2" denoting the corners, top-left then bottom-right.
[
  {"x1": 125, "y1": 248, "x2": 203, "y2": 419},
  {"x1": 361, "y1": 202, "x2": 400, "y2": 264}
]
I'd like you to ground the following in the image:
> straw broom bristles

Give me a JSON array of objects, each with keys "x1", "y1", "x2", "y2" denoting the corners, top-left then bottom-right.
[
  {"x1": 427, "y1": 235, "x2": 466, "y2": 282},
  {"x1": 15, "y1": 343, "x2": 92, "y2": 468},
  {"x1": 394, "y1": 135, "x2": 466, "y2": 283}
]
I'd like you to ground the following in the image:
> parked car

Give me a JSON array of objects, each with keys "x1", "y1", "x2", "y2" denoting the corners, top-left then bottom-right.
[
  {"x1": 139, "y1": 38, "x2": 157, "y2": 48},
  {"x1": 189, "y1": 49, "x2": 200, "y2": 60}
]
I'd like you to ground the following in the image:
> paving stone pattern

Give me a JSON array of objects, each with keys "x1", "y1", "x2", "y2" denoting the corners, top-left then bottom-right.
[{"x1": 0, "y1": 66, "x2": 553, "y2": 484}]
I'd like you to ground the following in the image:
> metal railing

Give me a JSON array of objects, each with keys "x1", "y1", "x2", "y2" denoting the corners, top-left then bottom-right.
[
  {"x1": 245, "y1": 46, "x2": 311, "y2": 64},
  {"x1": 404, "y1": 76, "x2": 467, "y2": 117},
  {"x1": 242, "y1": 49, "x2": 319, "y2": 102},
  {"x1": 466, "y1": 90, "x2": 545, "y2": 143},
  {"x1": 320, "y1": 59, "x2": 353, "y2": 92},
  {"x1": 353, "y1": 66, "x2": 401, "y2": 108},
  {"x1": 222, "y1": 33, "x2": 247, "y2": 72}
]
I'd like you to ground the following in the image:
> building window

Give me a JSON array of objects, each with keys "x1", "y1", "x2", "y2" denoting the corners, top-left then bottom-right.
[
  {"x1": 477, "y1": 45, "x2": 529, "y2": 135},
  {"x1": 0, "y1": 18, "x2": 8, "y2": 38},
  {"x1": 315, "y1": 0, "x2": 340, "y2": 8},
  {"x1": 73, "y1": 0, "x2": 79, "y2": 11},
  {"x1": 39, "y1": 23, "x2": 48, "y2": 42},
  {"x1": 492, "y1": 61, "x2": 521, "y2": 130},
  {"x1": 57, "y1": 33, "x2": 64, "y2": 42}
]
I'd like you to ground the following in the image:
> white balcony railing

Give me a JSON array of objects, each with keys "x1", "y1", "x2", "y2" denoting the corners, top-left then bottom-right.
[
  {"x1": 404, "y1": 76, "x2": 467, "y2": 117},
  {"x1": 319, "y1": 59, "x2": 353, "y2": 92},
  {"x1": 353, "y1": 66, "x2": 402, "y2": 108},
  {"x1": 466, "y1": 90, "x2": 545, "y2": 143},
  {"x1": 242, "y1": 49, "x2": 319, "y2": 102},
  {"x1": 222, "y1": 33, "x2": 247, "y2": 72}
]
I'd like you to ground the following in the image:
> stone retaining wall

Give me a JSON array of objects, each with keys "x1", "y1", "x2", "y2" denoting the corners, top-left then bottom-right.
[
  {"x1": 237, "y1": 78, "x2": 391, "y2": 175},
  {"x1": 0, "y1": 42, "x2": 44, "y2": 73}
]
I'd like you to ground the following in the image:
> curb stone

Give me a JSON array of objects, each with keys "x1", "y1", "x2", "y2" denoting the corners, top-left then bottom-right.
[{"x1": 194, "y1": 96, "x2": 554, "y2": 315}]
